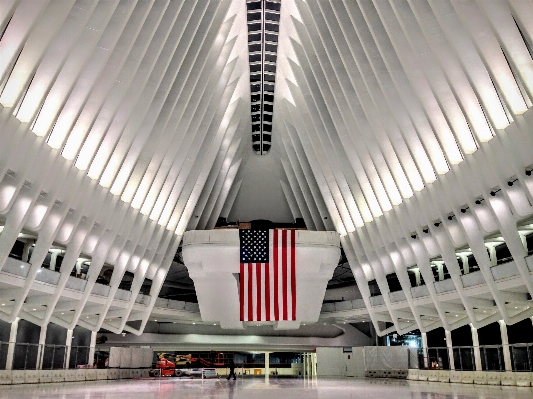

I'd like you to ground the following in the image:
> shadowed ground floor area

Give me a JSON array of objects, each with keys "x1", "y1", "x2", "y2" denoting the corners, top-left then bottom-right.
[{"x1": 0, "y1": 377, "x2": 532, "y2": 399}]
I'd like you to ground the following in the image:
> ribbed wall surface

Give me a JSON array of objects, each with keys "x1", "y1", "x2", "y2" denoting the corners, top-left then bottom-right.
[
  {"x1": 0, "y1": 0, "x2": 532, "y2": 337},
  {"x1": 275, "y1": 0, "x2": 533, "y2": 335},
  {"x1": 0, "y1": 0, "x2": 249, "y2": 334}
]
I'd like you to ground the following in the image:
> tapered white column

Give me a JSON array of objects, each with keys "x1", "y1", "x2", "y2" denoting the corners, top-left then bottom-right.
[
  {"x1": 470, "y1": 324, "x2": 482, "y2": 371},
  {"x1": 5, "y1": 318, "x2": 19, "y2": 370},
  {"x1": 21, "y1": 242, "x2": 32, "y2": 263},
  {"x1": 88, "y1": 331, "x2": 97, "y2": 368},
  {"x1": 445, "y1": 330, "x2": 455, "y2": 370},
  {"x1": 64, "y1": 329, "x2": 73, "y2": 369},
  {"x1": 499, "y1": 320, "x2": 512, "y2": 371},
  {"x1": 434, "y1": 262, "x2": 445, "y2": 281},
  {"x1": 75, "y1": 259, "x2": 84, "y2": 277},
  {"x1": 37, "y1": 324, "x2": 47, "y2": 369},
  {"x1": 459, "y1": 255, "x2": 469, "y2": 274},
  {"x1": 414, "y1": 269, "x2": 421, "y2": 286},
  {"x1": 486, "y1": 245, "x2": 497, "y2": 266},
  {"x1": 421, "y1": 332, "x2": 428, "y2": 368},
  {"x1": 49, "y1": 251, "x2": 59, "y2": 271}
]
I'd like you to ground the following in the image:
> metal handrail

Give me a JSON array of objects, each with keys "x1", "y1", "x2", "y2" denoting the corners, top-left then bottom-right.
[{"x1": 420, "y1": 343, "x2": 533, "y2": 372}]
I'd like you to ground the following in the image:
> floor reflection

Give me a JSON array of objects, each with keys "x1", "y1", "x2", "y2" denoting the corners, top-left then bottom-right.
[{"x1": 0, "y1": 377, "x2": 531, "y2": 399}]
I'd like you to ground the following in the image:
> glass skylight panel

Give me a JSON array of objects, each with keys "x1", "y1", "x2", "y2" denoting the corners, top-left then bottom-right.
[{"x1": 246, "y1": 0, "x2": 281, "y2": 155}]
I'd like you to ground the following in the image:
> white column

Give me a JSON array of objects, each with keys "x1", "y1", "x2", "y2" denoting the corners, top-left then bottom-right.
[
  {"x1": 264, "y1": 352, "x2": 270, "y2": 379},
  {"x1": 49, "y1": 251, "x2": 59, "y2": 271},
  {"x1": 21, "y1": 242, "x2": 32, "y2": 262},
  {"x1": 459, "y1": 255, "x2": 469, "y2": 274},
  {"x1": 88, "y1": 331, "x2": 97, "y2": 368},
  {"x1": 486, "y1": 245, "x2": 497, "y2": 266},
  {"x1": 445, "y1": 330, "x2": 454, "y2": 370},
  {"x1": 5, "y1": 317, "x2": 19, "y2": 370},
  {"x1": 64, "y1": 329, "x2": 73, "y2": 369},
  {"x1": 37, "y1": 324, "x2": 47, "y2": 369},
  {"x1": 470, "y1": 324, "x2": 482, "y2": 371},
  {"x1": 434, "y1": 262, "x2": 444, "y2": 281},
  {"x1": 421, "y1": 332, "x2": 428, "y2": 368},
  {"x1": 499, "y1": 320, "x2": 512, "y2": 371},
  {"x1": 312, "y1": 352, "x2": 317, "y2": 377},
  {"x1": 414, "y1": 269, "x2": 421, "y2": 286},
  {"x1": 75, "y1": 259, "x2": 84, "y2": 277}
]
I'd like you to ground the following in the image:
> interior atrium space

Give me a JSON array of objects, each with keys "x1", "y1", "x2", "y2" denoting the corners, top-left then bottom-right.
[{"x1": 1, "y1": 0, "x2": 533, "y2": 396}]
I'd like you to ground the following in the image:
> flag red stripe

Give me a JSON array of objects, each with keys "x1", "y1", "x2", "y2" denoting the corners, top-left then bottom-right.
[
  {"x1": 282, "y1": 229, "x2": 288, "y2": 321},
  {"x1": 273, "y1": 230, "x2": 279, "y2": 320},
  {"x1": 248, "y1": 263, "x2": 253, "y2": 321},
  {"x1": 291, "y1": 230, "x2": 296, "y2": 320},
  {"x1": 265, "y1": 262, "x2": 270, "y2": 321},
  {"x1": 240, "y1": 263, "x2": 244, "y2": 321},
  {"x1": 256, "y1": 263, "x2": 261, "y2": 321}
]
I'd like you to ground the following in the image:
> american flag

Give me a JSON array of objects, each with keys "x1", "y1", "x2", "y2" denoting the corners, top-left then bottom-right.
[{"x1": 239, "y1": 229, "x2": 296, "y2": 321}]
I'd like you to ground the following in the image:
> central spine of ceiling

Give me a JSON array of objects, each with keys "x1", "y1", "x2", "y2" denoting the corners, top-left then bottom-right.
[{"x1": 247, "y1": 0, "x2": 281, "y2": 155}]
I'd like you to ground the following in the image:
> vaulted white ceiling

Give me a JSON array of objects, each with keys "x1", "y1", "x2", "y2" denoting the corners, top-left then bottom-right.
[{"x1": 1, "y1": 0, "x2": 533, "y2": 335}]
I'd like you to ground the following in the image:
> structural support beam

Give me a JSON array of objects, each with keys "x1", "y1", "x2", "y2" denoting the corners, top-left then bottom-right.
[
  {"x1": 65, "y1": 329, "x2": 73, "y2": 369},
  {"x1": 37, "y1": 324, "x2": 47, "y2": 370},
  {"x1": 5, "y1": 317, "x2": 19, "y2": 371},
  {"x1": 421, "y1": 332, "x2": 428, "y2": 369},
  {"x1": 264, "y1": 352, "x2": 270, "y2": 380},
  {"x1": 445, "y1": 329, "x2": 454, "y2": 370},
  {"x1": 470, "y1": 324, "x2": 482, "y2": 371},
  {"x1": 88, "y1": 330, "x2": 97, "y2": 368},
  {"x1": 499, "y1": 320, "x2": 512, "y2": 371}
]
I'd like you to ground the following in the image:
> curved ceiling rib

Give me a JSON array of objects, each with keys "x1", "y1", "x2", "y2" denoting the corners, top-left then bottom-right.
[{"x1": 0, "y1": 0, "x2": 533, "y2": 337}]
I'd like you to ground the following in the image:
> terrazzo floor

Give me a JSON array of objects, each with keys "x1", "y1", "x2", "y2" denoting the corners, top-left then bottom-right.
[{"x1": 0, "y1": 377, "x2": 532, "y2": 399}]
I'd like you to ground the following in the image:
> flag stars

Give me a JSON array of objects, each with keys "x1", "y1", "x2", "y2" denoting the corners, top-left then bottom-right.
[{"x1": 240, "y1": 229, "x2": 268, "y2": 263}]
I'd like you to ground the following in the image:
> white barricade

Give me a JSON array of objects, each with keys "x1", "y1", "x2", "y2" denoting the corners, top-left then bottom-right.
[
  {"x1": 11, "y1": 370, "x2": 25, "y2": 384},
  {"x1": 500, "y1": 372, "x2": 516, "y2": 386},
  {"x1": 52, "y1": 369, "x2": 65, "y2": 382},
  {"x1": 515, "y1": 372, "x2": 532, "y2": 387},
  {"x1": 120, "y1": 369, "x2": 132, "y2": 379},
  {"x1": 39, "y1": 369, "x2": 52, "y2": 383},
  {"x1": 131, "y1": 369, "x2": 142, "y2": 379},
  {"x1": 65, "y1": 369, "x2": 77, "y2": 382},
  {"x1": 450, "y1": 370, "x2": 462, "y2": 383},
  {"x1": 141, "y1": 369, "x2": 151, "y2": 378},
  {"x1": 438, "y1": 370, "x2": 450, "y2": 383},
  {"x1": 0, "y1": 370, "x2": 12, "y2": 385},
  {"x1": 474, "y1": 371, "x2": 487, "y2": 385},
  {"x1": 418, "y1": 370, "x2": 429, "y2": 381},
  {"x1": 461, "y1": 371, "x2": 474, "y2": 384},
  {"x1": 486, "y1": 372, "x2": 500, "y2": 385},
  {"x1": 75, "y1": 369, "x2": 86, "y2": 381},
  {"x1": 396, "y1": 370, "x2": 408, "y2": 379},
  {"x1": 427, "y1": 370, "x2": 439, "y2": 382},
  {"x1": 86, "y1": 369, "x2": 97, "y2": 381},
  {"x1": 407, "y1": 369, "x2": 419, "y2": 380},
  {"x1": 97, "y1": 369, "x2": 109, "y2": 380},
  {"x1": 24, "y1": 370, "x2": 40, "y2": 384},
  {"x1": 108, "y1": 368, "x2": 120, "y2": 380}
]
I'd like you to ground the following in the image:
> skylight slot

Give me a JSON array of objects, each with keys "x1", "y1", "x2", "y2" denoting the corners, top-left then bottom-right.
[{"x1": 246, "y1": 0, "x2": 281, "y2": 155}]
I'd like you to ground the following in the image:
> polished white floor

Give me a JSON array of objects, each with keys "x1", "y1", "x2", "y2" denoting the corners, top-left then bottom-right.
[{"x1": 1, "y1": 377, "x2": 532, "y2": 399}]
